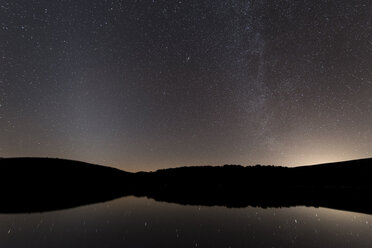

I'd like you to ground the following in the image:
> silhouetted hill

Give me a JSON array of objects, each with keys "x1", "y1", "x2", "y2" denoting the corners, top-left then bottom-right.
[
  {"x1": 139, "y1": 158, "x2": 372, "y2": 190},
  {"x1": 1, "y1": 157, "x2": 372, "y2": 214},
  {"x1": 0, "y1": 157, "x2": 134, "y2": 213},
  {"x1": 294, "y1": 158, "x2": 372, "y2": 187},
  {"x1": 131, "y1": 158, "x2": 372, "y2": 214}
]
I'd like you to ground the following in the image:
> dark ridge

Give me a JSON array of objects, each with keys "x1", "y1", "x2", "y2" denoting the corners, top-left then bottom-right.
[
  {"x1": 1, "y1": 157, "x2": 372, "y2": 214},
  {"x1": 132, "y1": 158, "x2": 372, "y2": 214},
  {"x1": 0, "y1": 157, "x2": 134, "y2": 213}
]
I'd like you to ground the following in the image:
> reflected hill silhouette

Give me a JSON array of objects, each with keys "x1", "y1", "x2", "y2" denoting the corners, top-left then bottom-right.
[{"x1": 1, "y1": 157, "x2": 372, "y2": 214}]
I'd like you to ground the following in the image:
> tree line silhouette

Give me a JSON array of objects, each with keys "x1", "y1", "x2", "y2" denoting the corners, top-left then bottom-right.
[{"x1": 0, "y1": 157, "x2": 372, "y2": 214}]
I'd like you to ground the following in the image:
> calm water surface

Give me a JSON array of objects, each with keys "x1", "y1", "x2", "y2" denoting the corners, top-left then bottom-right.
[{"x1": 1, "y1": 196, "x2": 372, "y2": 248}]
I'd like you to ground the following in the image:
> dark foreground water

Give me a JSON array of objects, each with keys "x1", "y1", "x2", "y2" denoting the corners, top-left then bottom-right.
[{"x1": 1, "y1": 196, "x2": 372, "y2": 248}]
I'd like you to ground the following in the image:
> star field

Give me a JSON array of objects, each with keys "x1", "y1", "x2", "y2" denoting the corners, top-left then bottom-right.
[{"x1": 1, "y1": 0, "x2": 371, "y2": 171}]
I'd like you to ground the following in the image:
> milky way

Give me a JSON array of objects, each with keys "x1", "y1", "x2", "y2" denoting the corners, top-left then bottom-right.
[{"x1": 1, "y1": 0, "x2": 371, "y2": 171}]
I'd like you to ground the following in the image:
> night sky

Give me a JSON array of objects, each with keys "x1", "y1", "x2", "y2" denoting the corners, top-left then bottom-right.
[{"x1": 1, "y1": 0, "x2": 371, "y2": 171}]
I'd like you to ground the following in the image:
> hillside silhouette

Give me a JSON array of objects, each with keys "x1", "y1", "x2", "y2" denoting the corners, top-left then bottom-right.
[
  {"x1": 0, "y1": 158, "x2": 133, "y2": 213},
  {"x1": 1, "y1": 157, "x2": 372, "y2": 214}
]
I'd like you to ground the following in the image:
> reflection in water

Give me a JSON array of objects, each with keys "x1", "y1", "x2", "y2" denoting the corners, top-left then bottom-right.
[{"x1": 0, "y1": 197, "x2": 372, "y2": 248}]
